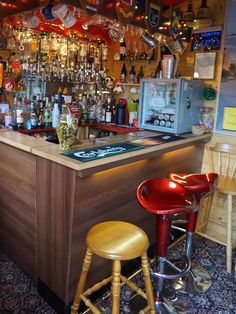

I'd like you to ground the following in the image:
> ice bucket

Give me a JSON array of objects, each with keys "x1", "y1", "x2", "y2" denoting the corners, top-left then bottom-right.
[{"x1": 161, "y1": 59, "x2": 176, "y2": 79}]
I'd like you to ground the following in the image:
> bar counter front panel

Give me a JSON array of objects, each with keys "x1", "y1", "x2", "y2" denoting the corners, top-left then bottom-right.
[{"x1": 0, "y1": 130, "x2": 211, "y2": 311}]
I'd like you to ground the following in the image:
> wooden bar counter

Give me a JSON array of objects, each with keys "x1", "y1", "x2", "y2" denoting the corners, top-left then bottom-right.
[{"x1": 0, "y1": 129, "x2": 211, "y2": 312}]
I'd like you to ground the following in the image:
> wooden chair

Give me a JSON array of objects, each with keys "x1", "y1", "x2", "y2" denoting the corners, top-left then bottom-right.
[
  {"x1": 70, "y1": 221, "x2": 155, "y2": 314},
  {"x1": 197, "y1": 143, "x2": 236, "y2": 272}
]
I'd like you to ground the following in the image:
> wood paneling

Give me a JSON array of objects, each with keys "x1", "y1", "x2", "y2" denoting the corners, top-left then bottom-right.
[
  {"x1": 36, "y1": 142, "x2": 205, "y2": 304},
  {"x1": 0, "y1": 143, "x2": 36, "y2": 279},
  {"x1": 36, "y1": 158, "x2": 76, "y2": 302},
  {"x1": 0, "y1": 138, "x2": 207, "y2": 305}
]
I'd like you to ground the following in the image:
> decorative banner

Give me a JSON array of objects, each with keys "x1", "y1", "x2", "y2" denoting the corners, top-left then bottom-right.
[
  {"x1": 170, "y1": 9, "x2": 182, "y2": 40},
  {"x1": 79, "y1": 0, "x2": 104, "y2": 15},
  {"x1": 145, "y1": 0, "x2": 163, "y2": 34},
  {"x1": 115, "y1": 0, "x2": 137, "y2": 25},
  {"x1": 41, "y1": 4, "x2": 56, "y2": 20}
]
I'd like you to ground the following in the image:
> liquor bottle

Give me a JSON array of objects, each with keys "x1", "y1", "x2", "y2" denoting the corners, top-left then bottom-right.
[
  {"x1": 30, "y1": 102, "x2": 38, "y2": 129},
  {"x1": 111, "y1": 97, "x2": 117, "y2": 124},
  {"x1": 87, "y1": 94, "x2": 96, "y2": 124},
  {"x1": 80, "y1": 95, "x2": 88, "y2": 125},
  {"x1": 105, "y1": 96, "x2": 112, "y2": 123},
  {"x1": 120, "y1": 40, "x2": 126, "y2": 60},
  {"x1": 120, "y1": 63, "x2": 127, "y2": 83},
  {"x1": 101, "y1": 104, "x2": 106, "y2": 123},
  {"x1": 129, "y1": 65, "x2": 136, "y2": 83},
  {"x1": 116, "y1": 99, "x2": 126, "y2": 125},
  {"x1": 137, "y1": 66, "x2": 144, "y2": 83},
  {"x1": 52, "y1": 102, "x2": 60, "y2": 128},
  {"x1": 15, "y1": 98, "x2": 25, "y2": 130},
  {"x1": 183, "y1": 0, "x2": 194, "y2": 22},
  {"x1": 37, "y1": 101, "x2": 44, "y2": 128},
  {"x1": 154, "y1": 61, "x2": 162, "y2": 79},
  {"x1": 44, "y1": 99, "x2": 51, "y2": 128},
  {"x1": 197, "y1": 0, "x2": 211, "y2": 19}
]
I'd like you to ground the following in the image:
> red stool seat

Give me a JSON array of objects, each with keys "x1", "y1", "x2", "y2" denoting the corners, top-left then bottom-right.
[
  {"x1": 137, "y1": 178, "x2": 197, "y2": 215},
  {"x1": 169, "y1": 173, "x2": 218, "y2": 204}
]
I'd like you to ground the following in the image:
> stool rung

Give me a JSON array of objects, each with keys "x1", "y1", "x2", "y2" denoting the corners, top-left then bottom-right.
[
  {"x1": 120, "y1": 275, "x2": 147, "y2": 299},
  {"x1": 80, "y1": 294, "x2": 102, "y2": 314},
  {"x1": 83, "y1": 275, "x2": 112, "y2": 297},
  {"x1": 138, "y1": 305, "x2": 151, "y2": 313}
]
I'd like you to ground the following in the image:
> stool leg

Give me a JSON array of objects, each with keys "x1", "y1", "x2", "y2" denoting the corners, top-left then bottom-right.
[
  {"x1": 140, "y1": 252, "x2": 155, "y2": 314},
  {"x1": 71, "y1": 248, "x2": 93, "y2": 314},
  {"x1": 111, "y1": 260, "x2": 121, "y2": 314},
  {"x1": 201, "y1": 193, "x2": 214, "y2": 233},
  {"x1": 173, "y1": 211, "x2": 212, "y2": 294},
  {"x1": 226, "y1": 194, "x2": 232, "y2": 273}
]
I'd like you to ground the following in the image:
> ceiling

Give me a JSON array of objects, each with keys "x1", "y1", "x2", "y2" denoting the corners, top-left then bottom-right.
[
  {"x1": 0, "y1": 0, "x2": 187, "y2": 20},
  {"x1": 0, "y1": 0, "x2": 187, "y2": 44}
]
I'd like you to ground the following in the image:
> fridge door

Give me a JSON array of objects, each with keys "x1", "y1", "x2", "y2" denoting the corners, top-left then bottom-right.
[
  {"x1": 138, "y1": 78, "x2": 180, "y2": 134},
  {"x1": 176, "y1": 79, "x2": 204, "y2": 134}
]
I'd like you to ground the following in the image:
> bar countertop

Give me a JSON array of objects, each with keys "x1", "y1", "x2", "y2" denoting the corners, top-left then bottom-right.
[{"x1": 0, "y1": 129, "x2": 212, "y2": 176}]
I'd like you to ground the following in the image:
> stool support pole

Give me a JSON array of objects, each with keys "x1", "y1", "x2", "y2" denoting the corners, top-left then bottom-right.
[
  {"x1": 112, "y1": 260, "x2": 121, "y2": 314},
  {"x1": 186, "y1": 232, "x2": 194, "y2": 259},
  {"x1": 155, "y1": 215, "x2": 172, "y2": 257},
  {"x1": 155, "y1": 215, "x2": 172, "y2": 303},
  {"x1": 71, "y1": 248, "x2": 93, "y2": 314}
]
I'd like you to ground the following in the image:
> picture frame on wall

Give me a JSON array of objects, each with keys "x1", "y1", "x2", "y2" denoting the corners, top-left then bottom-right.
[{"x1": 193, "y1": 52, "x2": 216, "y2": 79}]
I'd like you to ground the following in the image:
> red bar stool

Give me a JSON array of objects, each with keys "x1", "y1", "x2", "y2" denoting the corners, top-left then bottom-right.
[
  {"x1": 137, "y1": 178, "x2": 197, "y2": 313},
  {"x1": 169, "y1": 172, "x2": 218, "y2": 293}
]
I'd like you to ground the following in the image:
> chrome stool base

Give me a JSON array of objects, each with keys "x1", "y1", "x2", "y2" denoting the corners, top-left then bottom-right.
[
  {"x1": 155, "y1": 299, "x2": 186, "y2": 314},
  {"x1": 173, "y1": 260, "x2": 212, "y2": 293}
]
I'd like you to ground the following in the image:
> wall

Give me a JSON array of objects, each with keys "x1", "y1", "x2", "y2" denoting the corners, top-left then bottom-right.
[{"x1": 170, "y1": 0, "x2": 235, "y2": 251}]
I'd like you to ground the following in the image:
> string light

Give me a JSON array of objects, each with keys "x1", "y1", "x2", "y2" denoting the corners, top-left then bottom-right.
[{"x1": 0, "y1": 1, "x2": 17, "y2": 8}]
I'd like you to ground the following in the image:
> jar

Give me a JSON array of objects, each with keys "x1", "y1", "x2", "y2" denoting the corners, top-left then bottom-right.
[
  {"x1": 56, "y1": 114, "x2": 78, "y2": 151},
  {"x1": 199, "y1": 107, "x2": 214, "y2": 132}
]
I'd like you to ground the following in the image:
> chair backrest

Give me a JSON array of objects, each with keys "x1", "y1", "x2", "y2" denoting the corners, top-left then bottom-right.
[{"x1": 207, "y1": 143, "x2": 236, "y2": 179}]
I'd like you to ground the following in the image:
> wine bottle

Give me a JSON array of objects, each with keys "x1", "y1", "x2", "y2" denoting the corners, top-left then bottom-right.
[
  {"x1": 154, "y1": 61, "x2": 162, "y2": 79},
  {"x1": 129, "y1": 65, "x2": 136, "y2": 83},
  {"x1": 183, "y1": 0, "x2": 194, "y2": 21},
  {"x1": 137, "y1": 66, "x2": 144, "y2": 83},
  {"x1": 105, "y1": 96, "x2": 112, "y2": 123},
  {"x1": 111, "y1": 97, "x2": 117, "y2": 124},
  {"x1": 120, "y1": 63, "x2": 127, "y2": 83},
  {"x1": 120, "y1": 40, "x2": 126, "y2": 60},
  {"x1": 197, "y1": 0, "x2": 211, "y2": 19}
]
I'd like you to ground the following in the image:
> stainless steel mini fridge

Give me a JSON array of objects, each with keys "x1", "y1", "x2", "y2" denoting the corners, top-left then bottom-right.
[{"x1": 138, "y1": 78, "x2": 204, "y2": 134}]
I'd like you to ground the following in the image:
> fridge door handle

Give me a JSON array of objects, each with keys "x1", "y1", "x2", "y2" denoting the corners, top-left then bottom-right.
[{"x1": 185, "y1": 97, "x2": 191, "y2": 109}]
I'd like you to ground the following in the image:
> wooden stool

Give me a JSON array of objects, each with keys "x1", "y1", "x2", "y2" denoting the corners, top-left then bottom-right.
[{"x1": 70, "y1": 221, "x2": 155, "y2": 314}]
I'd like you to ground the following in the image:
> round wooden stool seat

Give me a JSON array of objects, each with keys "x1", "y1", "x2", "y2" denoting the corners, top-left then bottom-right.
[
  {"x1": 71, "y1": 221, "x2": 155, "y2": 314},
  {"x1": 87, "y1": 221, "x2": 149, "y2": 261}
]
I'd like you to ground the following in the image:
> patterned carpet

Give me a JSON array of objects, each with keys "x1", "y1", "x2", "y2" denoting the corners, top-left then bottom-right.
[{"x1": 1, "y1": 236, "x2": 236, "y2": 314}]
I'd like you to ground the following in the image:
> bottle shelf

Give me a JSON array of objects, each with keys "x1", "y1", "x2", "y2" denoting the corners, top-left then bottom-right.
[
  {"x1": 5, "y1": 90, "x2": 27, "y2": 94},
  {"x1": 92, "y1": 123, "x2": 139, "y2": 134},
  {"x1": 17, "y1": 127, "x2": 55, "y2": 134}
]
